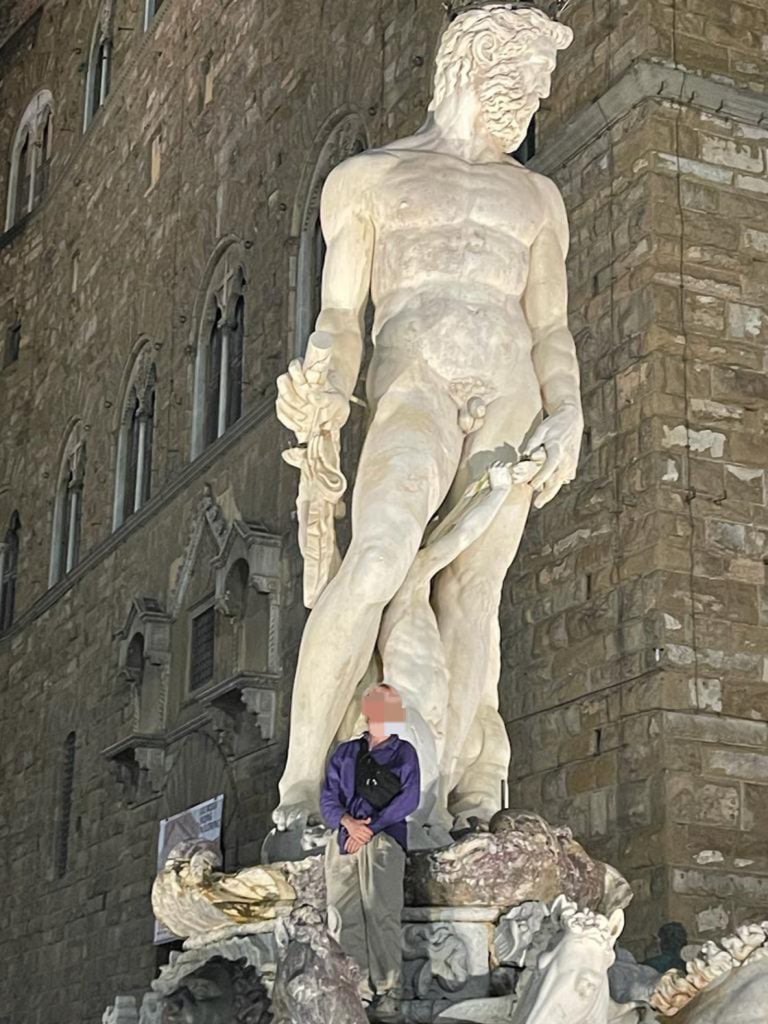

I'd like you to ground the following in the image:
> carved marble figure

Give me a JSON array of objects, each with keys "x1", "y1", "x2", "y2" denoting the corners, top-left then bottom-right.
[
  {"x1": 274, "y1": 0, "x2": 581, "y2": 832},
  {"x1": 151, "y1": 842, "x2": 296, "y2": 940}
]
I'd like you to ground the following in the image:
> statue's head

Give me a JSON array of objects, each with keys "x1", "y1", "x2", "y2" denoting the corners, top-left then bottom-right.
[
  {"x1": 430, "y1": 4, "x2": 573, "y2": 153},
  {"x1": 523, "y1": 899, "x2": 623, "y2": 1024}
]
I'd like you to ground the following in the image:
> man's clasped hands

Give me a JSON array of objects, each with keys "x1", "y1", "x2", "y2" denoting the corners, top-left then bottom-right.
[{"x1": 341, "y1": 812, "x2": 374, "y2": 854}]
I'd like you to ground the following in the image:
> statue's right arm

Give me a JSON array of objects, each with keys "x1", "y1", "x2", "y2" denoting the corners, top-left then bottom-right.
[{"x1": 312, "y1": 156, "x2": 376, "y2": 400}]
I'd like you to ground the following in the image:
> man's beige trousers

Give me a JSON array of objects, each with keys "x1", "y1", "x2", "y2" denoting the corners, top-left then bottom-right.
[{"x1": 325, "y1": 831, "x2": 406, "y2": 998}]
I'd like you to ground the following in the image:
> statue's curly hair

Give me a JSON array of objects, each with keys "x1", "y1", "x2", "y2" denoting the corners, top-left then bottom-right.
[{"x1": 430, "y1": 6, "x2": 572, "y2": 110}]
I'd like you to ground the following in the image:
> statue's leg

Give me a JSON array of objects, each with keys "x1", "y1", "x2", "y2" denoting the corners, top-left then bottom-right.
[
  {"x1": 443, "y1": 705, "x2": 513, "y2": 826},
  {"x1": 433, "y1": 392, "x2": 540, "y2": 823},
  {"x1": 274, "y1": 373, "x2": 463, "y2": 829}
]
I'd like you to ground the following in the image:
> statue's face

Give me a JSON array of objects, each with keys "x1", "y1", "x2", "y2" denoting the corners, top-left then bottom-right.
[{"x1": 473, "y1": 35, "x2": 558, "y2": 152}]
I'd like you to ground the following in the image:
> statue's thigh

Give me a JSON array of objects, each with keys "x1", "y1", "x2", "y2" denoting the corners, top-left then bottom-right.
[
  {"x1": 458, "y1": 392, "x2": 543, "y2": 483},
  {"x1": 350, "y1": 382, "x2": 463, "y2": 536}
]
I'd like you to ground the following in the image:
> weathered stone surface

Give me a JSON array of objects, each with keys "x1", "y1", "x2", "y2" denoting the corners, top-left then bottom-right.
[
  {"x1": 404, "y1": 812, "x2": 613, "y2": 912},
  {"x1": 401, "y1": 908, "x2": 498, "y2": 1003},
  {"x1": 271, "y1": 904, "x2": 367, "y2": 1024}
]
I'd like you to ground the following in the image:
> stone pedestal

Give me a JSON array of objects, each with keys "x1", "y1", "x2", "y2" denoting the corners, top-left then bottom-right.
[
  {"x1": 401, "y1": 907, "x2": 502, "y2": 1023},
  {"x1": 139, "y1": 905, "x2": 505, "y2": 1024}
]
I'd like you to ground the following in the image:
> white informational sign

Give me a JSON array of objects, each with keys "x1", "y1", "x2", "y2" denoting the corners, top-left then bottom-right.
[{"x1": 153, "y1": 793, "x2": 224, "y2": 943}]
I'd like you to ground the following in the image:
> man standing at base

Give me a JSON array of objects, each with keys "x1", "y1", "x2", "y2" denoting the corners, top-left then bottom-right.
[{"x1": 321, "y1": 683, "x2": 421, "y2": 1023}]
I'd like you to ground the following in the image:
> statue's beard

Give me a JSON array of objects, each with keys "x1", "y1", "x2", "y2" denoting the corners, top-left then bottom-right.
[{"x1": 479, "y1": 68, "x2": 537, "y2": 153}]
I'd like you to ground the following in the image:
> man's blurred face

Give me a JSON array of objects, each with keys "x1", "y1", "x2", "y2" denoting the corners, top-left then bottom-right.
[{"x1": 362, "y1": 685, "x2": 406, "y2": 724}]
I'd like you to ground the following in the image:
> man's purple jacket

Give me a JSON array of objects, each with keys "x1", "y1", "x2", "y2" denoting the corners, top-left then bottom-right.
[{"x1": 320, "y1": 733, "x2": 421, "y2": 854}]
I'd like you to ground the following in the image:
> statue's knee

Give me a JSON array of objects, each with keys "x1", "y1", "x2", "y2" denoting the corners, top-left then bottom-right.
[{"x1": 347, "y1": 538, "x2": 411, "y2": 605}]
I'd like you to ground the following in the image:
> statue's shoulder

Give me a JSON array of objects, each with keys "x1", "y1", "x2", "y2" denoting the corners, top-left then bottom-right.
[
  {"x1": 523, "y1": 167, "x2": 567, "y2": 217},
  {"x1": 326, "y1": 148, "x2": 399, "y2": 188},
  {"x1": 504, "y1": 160, "x2": 564, "y2": 201},
  {"x1": 321, "y1": 149, "x2": 397, "y2": 214}
]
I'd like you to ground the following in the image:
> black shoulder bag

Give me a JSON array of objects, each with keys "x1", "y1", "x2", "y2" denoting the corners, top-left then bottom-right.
[{"x1": 355, "y1": 740, "x2": 402, "y2": 810}]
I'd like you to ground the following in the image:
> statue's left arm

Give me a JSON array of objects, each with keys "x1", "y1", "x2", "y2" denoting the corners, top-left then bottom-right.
[{"x1": 522, "y1": 175, "x2": 584, "y2": 509}]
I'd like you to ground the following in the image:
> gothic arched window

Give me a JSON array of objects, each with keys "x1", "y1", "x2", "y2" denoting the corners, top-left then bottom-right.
[
  {"x1": 0, "y1": 511, "x2": 20, "y2": 633},
  {"x1": 83, "y1": 15, "x2": 111, "y2": 131},
  {"x1": 113, "y1": 348, "x2": 156, "y2": 529},
  {"x1": 294, "y1": 114, "x2": 368, "y2": 357},
  {"x1": 192, "y1": 251, "x2": 246, "y2": 458},
  {"x1": 5, "y1": 90, "x2": 54, "y2": 231},
  {"x1": 50, "y1": 425, "x2": 86, "y2": 585}
]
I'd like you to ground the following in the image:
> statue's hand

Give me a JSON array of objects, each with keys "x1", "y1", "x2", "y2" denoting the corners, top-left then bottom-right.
[
  {"x1": 523, "y1": 403, "x2": 584, "y2": 509},
  {"x1": 276, "y1": 358, "x2": 350, "y2": 441},
  {"x1": 488, "y1": 461, "x2": 513, "y2": 492}
]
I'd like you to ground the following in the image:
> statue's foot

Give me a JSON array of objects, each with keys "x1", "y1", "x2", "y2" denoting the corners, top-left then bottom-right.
[{"x1": 272, "y1": 784, "x2": 320, "y2": 832}]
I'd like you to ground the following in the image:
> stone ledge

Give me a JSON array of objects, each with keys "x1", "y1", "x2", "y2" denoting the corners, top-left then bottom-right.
[
  {"x1": 403, "y1": 906, "x2": 504, "y2": 923},
  {"x1": 532, "y1": 58, "x2": 768, "y2": 176}
]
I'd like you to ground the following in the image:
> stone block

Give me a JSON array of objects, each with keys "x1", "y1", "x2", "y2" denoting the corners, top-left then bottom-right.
[
  {"x1": 726, "y1": 302, "x2": 767, "y2": 341},
  {"x1": 401, "y1": 908, "x2": 496, "y2": 1003},
  {"x1": 724, "y1": 464, "x2": 764, "y2": 504},
  {"x1": 672, "y1": 867, "x2": 768, "y2": 905},
  {"x1": 667, "y1": 775, "x2": 740, "y2": 829},
  {"x1": 711, "y1": 365, "x2": 768, "y2": 403},
  {"x1": 655, "y1": 152, "x2": 733, "y2": 184},
  {"x1": 703, "y1": 749, "x2": 768, "y2": 783},
  {"x1": 735, "y1": 173, "x2": 768, "y2": 194},
  {"x1": 742, "y1": 784, "x2": 768, "y2": 834},
  {"x1": 700, "y1": 135, "x2": 764, "y2": 173},
  {"x1": 696, "y1": 904, "x2": 730, "y2": 933}
]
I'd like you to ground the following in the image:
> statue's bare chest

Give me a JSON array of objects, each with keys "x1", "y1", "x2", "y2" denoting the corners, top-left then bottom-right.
[{"x1": 372, "y1": 155, "x2": 542, "y2": 244}]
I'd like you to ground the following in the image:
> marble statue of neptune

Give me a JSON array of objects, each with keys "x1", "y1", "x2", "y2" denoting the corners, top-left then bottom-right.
[{"x1": 274, "y1": 2, "x2": 582, "y2": 831}]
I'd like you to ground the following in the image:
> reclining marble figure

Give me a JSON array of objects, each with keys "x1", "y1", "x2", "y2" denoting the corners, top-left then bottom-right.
[{"x1": 274, "y1": 0, "x2": 581, "y2": 831}]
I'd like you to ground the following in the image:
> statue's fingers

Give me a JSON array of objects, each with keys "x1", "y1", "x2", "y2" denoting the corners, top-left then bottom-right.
[
  {"x1": 510, "y1": 460, "x2": 540, "y2": 485},
  {"x1": 277, "y1": 373, "x2": 302, "y2": 403},
  {"x1": 530, "y1": 447, "x2": 562, "y2": 490},
  {"x1": 277, "y1": 377, "x2": 308, "y2": 419},
  {"x1": 276, "y1": 403, "x2": 308, "y2": 433},
  {"x1": 287, "y1": 359, "x2": 311, "y2": 394},
  {"x1": 523, "y1": 425, "x2": 549, "y2": 456},
  {"x1": 533, "y1": 475, "x2": 565, "y2": 509}
]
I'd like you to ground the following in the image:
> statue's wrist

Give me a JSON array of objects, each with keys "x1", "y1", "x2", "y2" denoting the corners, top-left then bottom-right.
[{"x1": 546, "y1": 397, "x2": 581, "y2": 416}]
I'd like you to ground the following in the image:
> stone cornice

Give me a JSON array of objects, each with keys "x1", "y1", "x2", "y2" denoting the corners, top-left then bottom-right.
[
  {"x1": 531, "y1": 59, "x2": 768, "y2": 176},
  {"x1": 0, "y1": 388, "x2": 280, "y2": 647}
]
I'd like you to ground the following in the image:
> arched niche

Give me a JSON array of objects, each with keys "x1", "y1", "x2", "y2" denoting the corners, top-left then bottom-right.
[
  {"x1": 102, "y1": 597, "x2": 171, "y2": 803},
  {"x1": 4, "y1": 89, "x2": 54, "y2": 231},
  {"x1": 292, "y1": 109, "x2": 369, "y2": 358}
]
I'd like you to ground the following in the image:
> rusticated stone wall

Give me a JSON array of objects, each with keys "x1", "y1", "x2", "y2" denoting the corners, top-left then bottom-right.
[
  {"x1": 0, "y1": 2, "x2": 441, "y2": 1021},
  {"x1": 504, "y1": 0, "x2": 768, "y2": 954}
]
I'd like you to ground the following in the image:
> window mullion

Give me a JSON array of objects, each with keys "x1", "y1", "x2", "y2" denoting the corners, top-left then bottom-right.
[
  {"x1": 217, "y1": 328, "x2": 230, "y2": 438},
  {"x1": 133, "y1": 415, "x2": 148, "y2": 513}
]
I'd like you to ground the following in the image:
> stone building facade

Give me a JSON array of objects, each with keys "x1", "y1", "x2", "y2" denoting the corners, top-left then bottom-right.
[
  {"x1": 0, "y1": 0, "x2": 766, "y2": 1021},
  {"x1": 505, "y1": 0, "x2": 768, "y2": 951}
]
